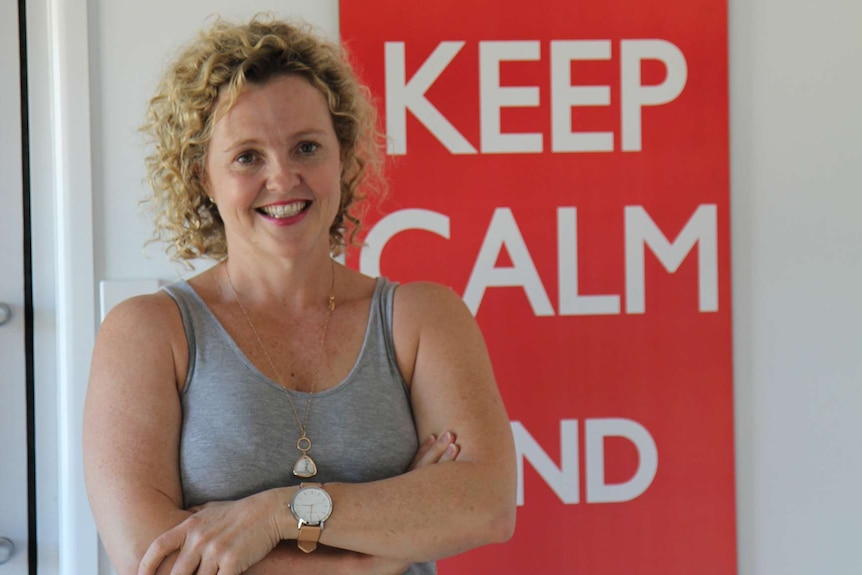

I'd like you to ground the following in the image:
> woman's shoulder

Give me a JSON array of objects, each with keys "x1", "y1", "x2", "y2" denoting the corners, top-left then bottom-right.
[
  {"x1": 94, "y1": 289, "x2": 190, "y2": 390},
  {"x1": 388, "y1": 280, "x2": 478, "y2": 364},
  {"x1": 103, "y1": 290, "x2": 177, "y2": 324},
  {"x1": 98, "y1": 290, "x2": 185, "y2": 351},
  {"x1": 392, "y1": 281, "x2": 471, "y2": 321}
]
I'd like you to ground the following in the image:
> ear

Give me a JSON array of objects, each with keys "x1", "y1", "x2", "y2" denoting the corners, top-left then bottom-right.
[{"x1": 195, "y1": 164, "x2": 213, "y2": 201}]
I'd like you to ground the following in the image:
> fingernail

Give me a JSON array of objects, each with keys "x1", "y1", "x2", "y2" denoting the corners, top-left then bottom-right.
[
  {"x1": 442, "y1": 431, "x2": 452, "y2": 442},
  {"x1": 427, "y1": 434, "x2": 437, "y2": 443},
  {"x1": 446, "y1": 443, "x2": 457, "y2": 455}
]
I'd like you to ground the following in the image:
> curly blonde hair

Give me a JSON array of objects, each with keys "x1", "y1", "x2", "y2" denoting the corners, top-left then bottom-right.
[{"x1": 142, "y1": 15, "x2": 384, "y2": 261}]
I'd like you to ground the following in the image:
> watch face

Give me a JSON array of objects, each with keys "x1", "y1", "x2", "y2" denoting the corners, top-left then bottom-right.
[{"x1": 291, "y1": 487, "x2": 332, "y2": 525}]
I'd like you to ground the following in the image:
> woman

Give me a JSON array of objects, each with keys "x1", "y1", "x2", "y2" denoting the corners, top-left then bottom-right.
[{"x1": 83, "y1": 16, "x2": 516, "y2": 575}]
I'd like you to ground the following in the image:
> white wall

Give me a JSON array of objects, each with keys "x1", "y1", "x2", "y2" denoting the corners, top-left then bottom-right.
[
  {"x1": 730, "y1": 1, "x2": 862, "y2": 573},
  {"x1": 52, "y1": 0, "x2": 862, "y2": 573}
]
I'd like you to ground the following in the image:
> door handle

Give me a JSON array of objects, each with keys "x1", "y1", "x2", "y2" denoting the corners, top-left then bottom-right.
[
  {"x1": 0, "y1": 537, "x2": 14, "y2": 565},
  {"x1": 0, "y1": 303, "x2": 11, "y2": 326}
]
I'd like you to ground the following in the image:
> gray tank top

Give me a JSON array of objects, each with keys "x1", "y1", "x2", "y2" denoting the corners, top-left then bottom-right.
[{"x1": 163, "y1": 277, "x2": 435, "y2": 574}]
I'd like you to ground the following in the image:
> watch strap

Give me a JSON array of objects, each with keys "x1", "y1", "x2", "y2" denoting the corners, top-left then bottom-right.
[
  {"x1": 297, "y1": 525, "x2": 321, "y2": 553},
  {"x1": 296, "y1": 482, "x2": 324, "y2": 553}
]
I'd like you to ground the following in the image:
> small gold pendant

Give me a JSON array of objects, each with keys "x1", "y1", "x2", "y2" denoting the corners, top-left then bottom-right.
[
  {"x1": 293, "y1": 434, "x2": 317, "y2": 478},
  {"x1": 293, "y1": 454, "x2": 318, "y2": 478}
]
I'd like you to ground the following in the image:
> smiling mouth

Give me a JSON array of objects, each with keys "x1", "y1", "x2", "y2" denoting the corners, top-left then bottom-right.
[{"x1": 257, "y1": 201, "x2": 310, "y2": 219}]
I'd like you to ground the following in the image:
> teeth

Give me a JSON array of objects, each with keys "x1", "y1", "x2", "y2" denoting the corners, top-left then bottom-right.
[{"x1": 260, "y1": 202, "x2": 307, "y2": 219}]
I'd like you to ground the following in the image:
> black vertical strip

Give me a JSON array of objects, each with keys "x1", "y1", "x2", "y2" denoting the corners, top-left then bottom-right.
[{"x1": 18, "y1": 0, "x2": 37, "y2": 574}]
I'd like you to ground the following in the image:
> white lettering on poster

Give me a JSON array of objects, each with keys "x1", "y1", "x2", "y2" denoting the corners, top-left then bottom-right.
[
  {"x1": 384, "y1": 41, "x2": 477, "y2": 155},
  {"x1": 511, "y1": 418, "x2": 658, "y2": 506},
  {"x1": 620, "y1": 40, "x2": 688, "y2": 152},
  {"x1": 385, "y1": 39, "x2": 688, "y2": 154},
  {"x1": 585, "y1": 418, "x2": 658, "y2": 503},
  {"x1": 359, "y1": 204, "x2": 719, "y2": 315},
  {"x1": 479, "y1": 41, "x2": 542, "y2": 153},
  {"x1": 550, "y1": 40, "x2": 614, "y2": 152},
  {"x1": 511, "y1": 420, "x2": 579, "y2": 505},
  {"x1": 557, "y1": 207, "x2": 621, "y2": 315},
  {"x1": 362, "y1": 208, "x2": 451, "y2": 277},
  {"x1": 462, "y1": 208, "x2": 555, "y2": 316},
  {"x1": 625, "y1": 204, "x2": 718, "y2": 313}
]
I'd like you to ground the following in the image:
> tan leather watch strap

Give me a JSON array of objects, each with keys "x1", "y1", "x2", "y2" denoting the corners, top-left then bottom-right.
[
  {"x1": 296, "y1": 482, "x2": 324, "y2": 553},
  {"x1": 297, "y1": 525, "x2": 321, "y2": 553}
]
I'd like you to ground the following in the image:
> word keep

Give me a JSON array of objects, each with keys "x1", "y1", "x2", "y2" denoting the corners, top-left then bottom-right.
[{"x1": 385, "y1": 39, "x2": 687, "y2": 155}]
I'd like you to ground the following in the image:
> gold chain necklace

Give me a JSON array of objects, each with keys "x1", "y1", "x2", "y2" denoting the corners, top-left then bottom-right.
[{"x1": 224, "y1": 260, "x2": 336, "y2": 478}]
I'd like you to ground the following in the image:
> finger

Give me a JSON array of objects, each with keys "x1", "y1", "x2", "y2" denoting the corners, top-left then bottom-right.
[
  {"x1": 414, "y1": 433, "x2": 450, "y2": 468},
  {"x1": 169, "y1": 547, "x2": 204, "y2": 575},
  {"x1": 196, "y1": 554, "x2": 220, "y2": 575},
  {"x1": 188, "y1": 500, "x2": 217, "y2": 513},
  {"x1": 408, "y1": 434, "x2": 437, "y2": 469},
  {"x1": 439, "y1": 442, "x2": 460, "y2": 464},
  {"x1": 138, "y1": 528, "x2": 185, "y2": 575},
  {"x1": 412, "y1": 432, "x2": 456, "y2": 469}
]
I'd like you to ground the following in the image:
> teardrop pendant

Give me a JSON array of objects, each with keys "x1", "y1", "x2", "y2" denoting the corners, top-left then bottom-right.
[{"x1": 293, "y1": 454, "x2": 318, "y2": 478}]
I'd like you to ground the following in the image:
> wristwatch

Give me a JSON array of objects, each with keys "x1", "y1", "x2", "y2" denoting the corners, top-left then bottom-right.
[{"x1": 289, "y1": 482, "x2": 333, "y2": 553}]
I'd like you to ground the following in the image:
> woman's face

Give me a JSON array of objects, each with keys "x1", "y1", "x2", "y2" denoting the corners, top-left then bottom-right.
[{"x1": 204, "y1": 74, "x2": 342, "y2": 262}]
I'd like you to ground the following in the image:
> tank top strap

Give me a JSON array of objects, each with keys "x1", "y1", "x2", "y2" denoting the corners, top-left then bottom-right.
[
  {"x1": 370, "y1": 277, "x2": 410, "y2": 396},
  {"x1": 161, "y1": 280, "x2": 201, "y2": 390}
]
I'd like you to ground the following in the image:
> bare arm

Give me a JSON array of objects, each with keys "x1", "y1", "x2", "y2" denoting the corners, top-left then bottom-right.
[
  {"x1": 83, "y1": 294, "x2": 191, "y2": 574},
  {"x1": 140, "y1": 282, "x2": 517, "y2": 572},
  {"x1": 84, "y1": 293, "x2": 430, "y2": 575},
  {"x1": 241, "y1": 432, "x2": 459, "y2": 575},
  {"x1": 311, "y1": 282, "x2": 517, "y2": 560}
]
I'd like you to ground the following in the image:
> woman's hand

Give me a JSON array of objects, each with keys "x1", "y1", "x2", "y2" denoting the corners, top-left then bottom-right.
[
  {"x1": 409, "y1": 432, "x2": 460, "y2": 471},
  {"x1": 137, "y1": 489, "x2": 285, "y2": 575}
]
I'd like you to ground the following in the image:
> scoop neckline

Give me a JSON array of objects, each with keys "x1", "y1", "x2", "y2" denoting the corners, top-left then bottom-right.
[{"x1": 178, "y1": 276, "x2": 384, "y2": 399}]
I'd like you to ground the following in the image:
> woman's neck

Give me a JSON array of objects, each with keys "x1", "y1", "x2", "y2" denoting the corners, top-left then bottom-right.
[{"x1": 221, "y1": 249, "x2": 337, "y2": 312}]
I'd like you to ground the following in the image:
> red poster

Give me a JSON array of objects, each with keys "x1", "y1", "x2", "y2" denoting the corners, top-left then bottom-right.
[{"x1": 340, "y1": 1, "x2": 734, "y2": 573}]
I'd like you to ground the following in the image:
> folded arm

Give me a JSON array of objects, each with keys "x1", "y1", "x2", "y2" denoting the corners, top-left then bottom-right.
[
  {"x1": 87, "y1": 283, "x2": 516, "y2": 575},
  {"x1": 84, "y1": 294, "x2": 406, "y2": 575},
  {"x1": 308, "y1": 282, "x2": 517, "y2": 560}
]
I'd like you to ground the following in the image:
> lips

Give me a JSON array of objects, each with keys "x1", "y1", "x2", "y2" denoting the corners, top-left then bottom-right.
[{"x1": 257, "y1": 201, "x2": 310, "y2": 219}]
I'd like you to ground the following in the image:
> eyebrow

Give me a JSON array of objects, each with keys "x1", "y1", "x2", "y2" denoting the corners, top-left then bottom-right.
[
  {"x1": 292, "y1": 129, "x2": 329, "y2": 139},
  {"x1": 220, "y1": 130, "x2": 330, "y2": 154},
  {"x1": 222, "y1": 139, "x2": 259, "y2": 154}
]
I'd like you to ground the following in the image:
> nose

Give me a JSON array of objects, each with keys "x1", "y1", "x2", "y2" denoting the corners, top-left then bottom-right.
[{"x1": 265, "y1": 157, "x2": 302, "y2": 193}]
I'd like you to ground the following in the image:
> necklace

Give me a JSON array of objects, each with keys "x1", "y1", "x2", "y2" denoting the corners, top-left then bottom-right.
[{"x1": 224, "y1": 260, "x2": 336, "y2": 479}]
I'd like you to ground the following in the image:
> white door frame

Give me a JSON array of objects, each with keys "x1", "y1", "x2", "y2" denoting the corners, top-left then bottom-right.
[
  {"x1": 0, "y1": 0, "x2": 30, "y2": 570},
  {"x1": 26, "y1": 0, "x2": 99, "y2": 572}
]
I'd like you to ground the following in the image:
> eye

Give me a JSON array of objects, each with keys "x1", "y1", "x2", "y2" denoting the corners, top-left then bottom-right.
[
  {"x1": 297, "y1": 141, "x2": 320, "y2": 155},
  {"x1": 235, "y1": 150, "x2": 258, "y2": 165}
]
